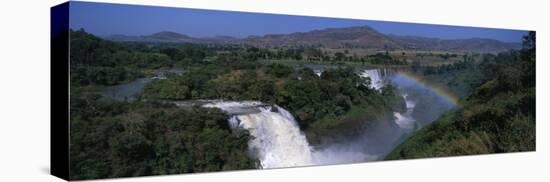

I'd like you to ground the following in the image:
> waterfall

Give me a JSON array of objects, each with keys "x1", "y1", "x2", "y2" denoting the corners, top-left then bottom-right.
[
  {"x1": 359, "y1": 69, "x2": 384, "y2": 90},
  {"x1": 314, "y1": 69, "x2": 323, "y2": 77},
  {"x1": 309, "y1": 68, "x2": 387, "y2": 90},
  {"x1": 204, "y1": 102, "x2": 314, "y2": 168},
  {"x1": 393, "y1": 94, "x2": 416, "y2": 129},
  {"x1": 358, "y1": 69, "x2": 417, "y2": 129},
  {"x1": 204, "y1": 101, "x2": 377, "y2": 168}
]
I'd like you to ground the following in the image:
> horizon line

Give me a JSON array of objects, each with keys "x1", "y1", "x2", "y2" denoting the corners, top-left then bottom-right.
[{"x1": 71, "y1": 26, "x2": 525, "y2": 44}]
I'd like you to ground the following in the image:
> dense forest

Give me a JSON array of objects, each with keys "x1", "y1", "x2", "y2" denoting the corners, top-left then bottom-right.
[
  {"x1": 66, "y1": 28, "x2": 535, "y2": 179},
  {"x1": 67, "y1": 29, "x2": 406, "y2": 180},
  {"x1": 139, "y1": 63, "x2": 405, "y2": 129},
  {"x1": 386, "y1": 32, "x2": 535, "y2": 159},
  {"x1": 70, "y1": 99, "x2": 257, "y2": 179}
]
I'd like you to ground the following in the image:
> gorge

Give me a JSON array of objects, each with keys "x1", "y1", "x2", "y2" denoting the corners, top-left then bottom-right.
[{"x1": 188, "y1": 68, "x2": 457, "y2": 168}]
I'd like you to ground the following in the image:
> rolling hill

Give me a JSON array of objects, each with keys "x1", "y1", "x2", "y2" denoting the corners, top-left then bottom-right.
[{"x1": 104, "y1": 26, "x2": 521, "y2": 52}]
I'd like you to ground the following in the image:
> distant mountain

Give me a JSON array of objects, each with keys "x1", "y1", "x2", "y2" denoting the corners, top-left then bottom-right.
[
  {"x1": 106, "y1": 31, "x2": 199, "y2": 43},
  {"x1": 105, "y1": 31, "x2": 241, "y2": 44},
  {"x1": 242, "y1": 26, "x2": 401, "y2": 49},
  {"x1": 148, "y1": 31, "x2": 192, "y2": 40},
  {"x1": 103, "y1": 26, "x2": 521, "y2": 52}
]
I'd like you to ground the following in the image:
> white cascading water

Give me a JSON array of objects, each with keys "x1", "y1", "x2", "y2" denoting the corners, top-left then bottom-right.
[
  {"x1": 359, "y1": 69, "x2": 384, "y2": 90},
  {"x1": 312, "y1": 68, "x2": 385, "y2": 90},
  {"x1": 393, "y1": 94, "x2": 416, "y2": 129},
  {"x1": 204, "y1": 101, "x2": 314, "y2": 168},
  {"x1": 359, "y1": 69, "x2": 417, "y2": 129},
  {"x1": 314, "y1": 69, "x2": 323, "y2": 77}
]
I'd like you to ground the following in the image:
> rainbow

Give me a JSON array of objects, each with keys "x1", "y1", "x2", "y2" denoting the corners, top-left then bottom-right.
[{"x1": 394, "y1": 70, "x2": 460, "y2": 105}]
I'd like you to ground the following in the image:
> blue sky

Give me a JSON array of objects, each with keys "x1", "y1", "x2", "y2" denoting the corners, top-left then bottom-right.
[{"x1": 69, "y1": 1, "x2": 528, "y2": 42}]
